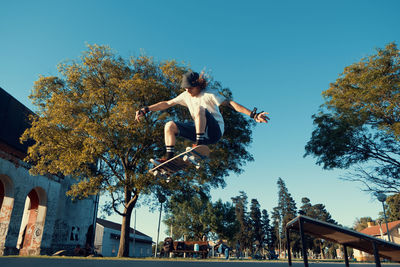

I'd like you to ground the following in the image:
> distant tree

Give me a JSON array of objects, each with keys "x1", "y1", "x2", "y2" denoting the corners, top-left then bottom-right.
[
  {"x1": 305, "y1": 42, "x2": 400, "y2": 194},
  {"x1": 299, "y1": 197, "x2": 313, "y2": 216},
  {"x1": 312, "y1": 203, "x2": 336, "y2": 224},
  {"x1": 353, "y1": 217, "x2": 374, "y2": 231},
  {"x1": 232, "y1": 191, "x2": 252, "y2": 252},
  {"x1": 274, "y1": 178, "x2": 298, "y2": 253},
  {"x1": 249, "y1": 199, "x2": 263, "y2": 254},
  {"x1": 299, "y1": 198, "x2": 316, "y2": 253},
  {"x1": 163, "y1": 193, "x2": 214, "y2": 240},
  {"x1": 261, "y1": 209, "x2": 275, "y2": 250},
  {"x1": 386, "y1": 193, "x2": 400, "y2": 221},
  {"x1": 271, "y1": 206, "x2": 282, "y2": 252},
  {"x1": 211, "y1": 199, "x2": 239, "y2": 243},
  {"x1": 21, "y1": 44, "x2": 257, "y2": 257},
  {"x1": 299, "y1": 197, "x2": 337, "y2": 258}
]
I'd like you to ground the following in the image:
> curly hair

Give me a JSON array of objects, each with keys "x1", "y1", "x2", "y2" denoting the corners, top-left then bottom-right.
[{"x1": 197, "y1": 73, "x2": 208, "y2": 90}]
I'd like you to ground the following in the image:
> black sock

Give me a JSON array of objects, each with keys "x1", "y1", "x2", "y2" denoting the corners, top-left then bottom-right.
[
  {"x1": 196, "y1": 133, "x2": 206, "y2": 145},
  {"x1": 166, "y1": 146, "x2": 175, "y2": 159}
]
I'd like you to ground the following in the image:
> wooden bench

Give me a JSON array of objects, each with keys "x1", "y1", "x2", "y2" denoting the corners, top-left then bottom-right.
[{"x1": 172, "y1": 241, "x2": 209, "y2": 258}]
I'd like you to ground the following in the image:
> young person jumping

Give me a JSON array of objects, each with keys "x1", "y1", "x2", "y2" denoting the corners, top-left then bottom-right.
[{"x1": 135, "y1": 71, "x2": 269, "y2": 162}]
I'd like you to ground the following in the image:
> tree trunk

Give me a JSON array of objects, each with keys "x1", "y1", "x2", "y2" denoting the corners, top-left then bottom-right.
[{"x1": 117, "y1": 190, "x2": 137, "y2": 257}]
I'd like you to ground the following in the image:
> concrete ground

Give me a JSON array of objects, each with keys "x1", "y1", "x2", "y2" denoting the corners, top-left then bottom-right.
[{"x1": 0, "y1": 257, "x2": 397, "y2": 267}]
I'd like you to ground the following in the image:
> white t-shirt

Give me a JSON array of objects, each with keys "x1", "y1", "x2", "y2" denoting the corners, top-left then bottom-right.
[{"x1": 170, "y1": 89, "x2": 226, "y2": 133}]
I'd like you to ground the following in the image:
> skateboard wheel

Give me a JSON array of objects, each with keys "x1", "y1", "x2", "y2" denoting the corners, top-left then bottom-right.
[
  {"x1": 186, "y1": 147, "x2": 191, "y2": 151},
  {"x1": 183, "y1": 155, "x2": 189, "y2": 162},
  {"x1": 196, "y1": 165, "x2": 200, "y2": 170},
  {"x1": 161, "y1": 170, "x2": 167, "y2": 175},
  {"x1": 153, "y1": 170, "x2": 158, "y2": 177},
  {"x1": 189, "y1": 156, "x2": 195, "y2": 161}
]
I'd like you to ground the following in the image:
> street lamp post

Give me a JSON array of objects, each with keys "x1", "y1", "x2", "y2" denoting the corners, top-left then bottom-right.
[
  {"x1": 154, "y1": 192, "x2": 167, "y2": 258},
  {"x1": 376, "y1": 193, "x2": 392, "y2": 242}
]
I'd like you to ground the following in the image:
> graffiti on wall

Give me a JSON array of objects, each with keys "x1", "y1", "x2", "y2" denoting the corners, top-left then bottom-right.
[
  {"x1": 70, "y1": 226, "x2": 80, "y2": 241},
  {"x1": 51, "y1": 220, "x2": 68, "y2": 244}
]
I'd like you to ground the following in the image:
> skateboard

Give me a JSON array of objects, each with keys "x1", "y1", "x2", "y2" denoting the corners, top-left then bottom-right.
[{"x1": 149, "y1": 145, "x2": 210, "y2": 179}]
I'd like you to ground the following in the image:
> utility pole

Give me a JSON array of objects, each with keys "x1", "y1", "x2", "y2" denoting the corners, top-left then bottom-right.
[
  {"x1": 154, "y1": 192, "x2": 166, "y2": 258},
  {"x1": 133, "y1": 209, "x2": 136, "y2": 257},
  {"x1": 377, "y1": 193, "x2": 392, "y2": 242}
]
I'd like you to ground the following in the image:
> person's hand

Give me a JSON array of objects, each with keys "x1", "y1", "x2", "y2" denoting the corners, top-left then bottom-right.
[
  {"x1": 255, "y1": 112, "x2": 270, "y2": 123},
  {"x1": 135, "y1": 109, "x2": 145, "y2": 122}
]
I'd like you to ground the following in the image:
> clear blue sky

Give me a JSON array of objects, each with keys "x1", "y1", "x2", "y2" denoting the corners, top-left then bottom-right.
[{"x1": 2, "y1": 0, "x2": 399, "y2": 242}]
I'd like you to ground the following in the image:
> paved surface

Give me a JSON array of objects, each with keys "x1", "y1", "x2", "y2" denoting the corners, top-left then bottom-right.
[{"x1": 0, "y1": 257, "x2": 396, "y2": 267}]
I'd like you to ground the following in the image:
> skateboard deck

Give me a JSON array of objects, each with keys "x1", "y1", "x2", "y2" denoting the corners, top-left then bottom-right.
[{"x1": 149, "y1": 145, "x2": 210, "y2": 178}]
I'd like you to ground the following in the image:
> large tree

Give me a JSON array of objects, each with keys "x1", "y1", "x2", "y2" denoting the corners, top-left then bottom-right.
[
  {"x1": 163, "y1": 193, "x2": 214, "y2": 241},
  {"x1": 299, "y1": 197, "x2": 337, "y2": 258},
  {"x1": 249, "y1": 198, "x2": 263, "y2": 254},
  {"x1": 261, "y1": 209, "x2": 274, "y2": 250},
  {"x1": 210, "y1": 199, "x2": 239, "y2": 243},
  {"x1": 21, "y1": 44, "x2": 256, "y2": 257},
  {"x1": 273, "y1": 178, "x2": 298, "y2": 253},
  {"x1": 232, "y1": 191, "x2": 252, "y2": 252},
  {"x1": 163, "y1": 196, "x2": 239, "y2": 243},
  {"x1": 305, "y1": 42, "x2": 400, "y2": 194}
]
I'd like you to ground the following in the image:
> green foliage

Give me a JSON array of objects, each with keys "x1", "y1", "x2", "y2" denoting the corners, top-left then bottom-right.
[
  {"x1": 261, "y1": 209, "x2": 275, "y2": 250},
  {"x1": 299, "y1": 197, "x2": 337, "y2": 257},
  {"x1": 300, "y1": 197, "x2": 336, "y2": 224},
  {"x1": 385, "y1": 193, "x2": 400, "y2": 221},
  {"x1": 272, "y1": 178, "x2": 298, "y2": 253},
  {"x1": 163, "y1": 195, "x2": 239, "y2": 243},
  {"x1": 305, "y1": 42, "x2": 400, "y2": 194},
  {"x1": 249, "y1": 199, "x2": 263, "y2": 253},
  {"x1": 210, "y1": 199, "x2": 239, "y2": 243},
  {"x1": 276, "y1": 178, "x2": 298, "y2": 226},
  {"x1": 232, "y1": 191, "x2": 252, "y2": 250},
  {"x1": 323, "y1": 42, "x2": 400, "y2": 137},
  {"x1": 353, "y1": 217, "x2": 373, "y2": 231},
  {"x1": 163, "y1": 194, "x2": 214, "y2": 241}
]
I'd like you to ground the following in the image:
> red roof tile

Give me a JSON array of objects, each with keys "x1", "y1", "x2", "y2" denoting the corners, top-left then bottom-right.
[{"x1": 361, "y1": 220, "x2": 400, "y2": 236}]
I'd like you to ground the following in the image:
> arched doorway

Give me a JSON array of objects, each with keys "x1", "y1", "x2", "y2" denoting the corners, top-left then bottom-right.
[
  {"x1": 0, "y1": 175, "x2": 14, "y2": 256},
  {"x1": 0, "y1": 180, "x2": 4, "y2": 209},
  {"x1": 18, "y1": 187, "x2": 47, "y2": 256}
]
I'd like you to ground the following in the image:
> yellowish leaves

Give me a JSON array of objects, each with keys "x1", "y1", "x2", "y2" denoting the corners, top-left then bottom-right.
[{"x1": 322, "y1": 42, "x2": 400, "y2": 137}]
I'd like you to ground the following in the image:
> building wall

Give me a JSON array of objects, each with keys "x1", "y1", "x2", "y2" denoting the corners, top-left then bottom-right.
[
  {"x1": 0, "y1": 156, "x2": 61, "y2": 255},
  {"x1": 354, "y1": 226, "x2": 400, "y2": 261},
  {"x1": 50, "y1": 177, "x2": 98, "y2": 253},
  {"x1": 0, "y1": 87, "x2": 98, "y2": 255},
  {"x1": 390, "y1": 227, "x2": 400, "y2": 244},
  {"x1": 0, "y1": 155, "x2": 97, "y2": 255},
  {"x1": 94, "y1": 224, "x2": 104, "y2": 254},
  {"x1": 95, "y1": 223, "x2": 152, "y2": 257}
]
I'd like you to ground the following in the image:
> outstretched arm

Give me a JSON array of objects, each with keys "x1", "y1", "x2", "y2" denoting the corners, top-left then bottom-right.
[
  {"x1": 223, "y1": 100, "x2": 269, "y2": 123},
  {"x1": 135, "y1": 100, "x2": 177, "y2": 122}
]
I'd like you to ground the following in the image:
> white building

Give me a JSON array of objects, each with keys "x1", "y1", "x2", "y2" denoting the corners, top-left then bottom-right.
[
  {"x1": 0, "y1": 87, "x2": 98, "y2": 256},
  {"x1": 354, "y1": 220, "x2": 400, "y2": 261},
  {"x1": 94, "y1": 218, "x2": 152, "y2": 257}
]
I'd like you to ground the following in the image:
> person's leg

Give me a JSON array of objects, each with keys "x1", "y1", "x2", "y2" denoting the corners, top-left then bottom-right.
[
  {"x1": 164, "y1": 121, "x2": 179, "y2": 159},
  {"x1": 193, "y1": 106, "x2": 207, "y2": 145},
  {"x1": 164, "y1": 121, "x2": 178, "y2": 146},
  {"x1": 203, "y1": 110, "x2": 222, "y2": 145}
]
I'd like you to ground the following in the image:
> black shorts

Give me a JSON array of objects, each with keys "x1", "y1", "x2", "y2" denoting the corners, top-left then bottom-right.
[{"x1": 175, "y1": 110, "x2": 222, "y2": 144}]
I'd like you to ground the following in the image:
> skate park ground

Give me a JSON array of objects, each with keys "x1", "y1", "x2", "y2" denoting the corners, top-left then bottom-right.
[{"x1": 0, "y1": 257, "x2": 398, "y2": 267}]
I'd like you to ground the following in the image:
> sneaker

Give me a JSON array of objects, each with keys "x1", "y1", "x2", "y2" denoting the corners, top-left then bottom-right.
[
  {"x1": 150, "y1": 158, "x2": 168, "y2": 166},
  {"x1": 192, "y1": 143, "x2": 207, "y2": 148},
  {"x1": 151, "y1": 154, "x2": 174, "y2": 166}
]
